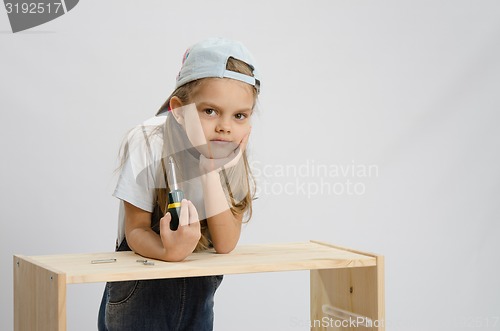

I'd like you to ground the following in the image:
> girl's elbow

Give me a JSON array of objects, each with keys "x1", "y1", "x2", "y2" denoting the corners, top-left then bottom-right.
[
  {"x1": 211, "y1": 229, "x2": 241, "y2": 254},
  {"x1": 215, "y1": 248, "x2": 233, "y2": 254},
  {"x1": 213, "y1": 242, "x2": 236, "y2": 254}
]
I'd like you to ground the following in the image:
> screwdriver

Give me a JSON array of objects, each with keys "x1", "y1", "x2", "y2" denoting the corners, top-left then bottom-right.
[{"x1": 167, "y1": 156, "x2": 184, "y2": 231}]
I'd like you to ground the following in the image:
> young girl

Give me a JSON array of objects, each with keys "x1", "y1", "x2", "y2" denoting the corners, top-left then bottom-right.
[{"x1": 98, "y1": 37, "x2": 260, "y2": 331}]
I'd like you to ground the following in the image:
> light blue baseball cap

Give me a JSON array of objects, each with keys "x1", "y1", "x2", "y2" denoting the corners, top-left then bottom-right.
[{"x1": 157, "y1": 37, "x2": 260, "y2": 115}]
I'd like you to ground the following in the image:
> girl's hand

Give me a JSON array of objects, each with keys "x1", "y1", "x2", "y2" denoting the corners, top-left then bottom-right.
[
  {"x1": 199, "y1": 129, "x2": 251, "y2": 174},
  {"x1": 159, "y1": 199, "x2": 201, "y2": 261}
]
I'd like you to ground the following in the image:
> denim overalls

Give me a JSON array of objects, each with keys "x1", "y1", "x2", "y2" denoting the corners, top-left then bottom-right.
[{"x1": 98, "y1": 204, "x2": 223, "y2": 331}]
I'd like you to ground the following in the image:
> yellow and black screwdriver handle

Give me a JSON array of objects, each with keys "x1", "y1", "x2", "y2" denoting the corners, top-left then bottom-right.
[{"x1": 167, "y1": 189, "x2": 183, "y2": 231}]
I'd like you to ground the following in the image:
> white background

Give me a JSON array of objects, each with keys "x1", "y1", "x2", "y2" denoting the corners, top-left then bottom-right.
[{"x1": 1, "y1": 1, "x2": 499, "y2": 330}]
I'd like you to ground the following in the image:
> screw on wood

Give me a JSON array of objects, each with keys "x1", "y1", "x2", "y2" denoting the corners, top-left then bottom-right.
[{"x1": 136, "y1": 259, "x2": 154, "y2": 265}]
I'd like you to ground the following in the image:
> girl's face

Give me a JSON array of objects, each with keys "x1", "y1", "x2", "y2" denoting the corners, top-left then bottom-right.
[{"x1": 173, "y1": 78, "x2": 254, "y2": 158}]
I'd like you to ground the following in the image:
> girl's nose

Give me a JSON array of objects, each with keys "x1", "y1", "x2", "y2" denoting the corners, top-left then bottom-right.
[{"x1": 215, "y1": 118, "x2": 231, "y2": 133}]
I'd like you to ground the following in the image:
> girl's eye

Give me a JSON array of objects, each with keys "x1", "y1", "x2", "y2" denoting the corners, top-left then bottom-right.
[
  {"x1": 203, "y1": 108, "x2": 217, "y2": 116},
  {"x1": 235, "y1": 113, "x2": 248, "y2": 120}
]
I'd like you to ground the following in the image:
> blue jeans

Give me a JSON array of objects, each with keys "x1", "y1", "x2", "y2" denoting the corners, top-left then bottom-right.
[
  {"x1": 98, "y1": 275, "x2": 223, "y2": 330},
  {"x1": 98, "y1": 239, "x2": 223, "y2": 330}
]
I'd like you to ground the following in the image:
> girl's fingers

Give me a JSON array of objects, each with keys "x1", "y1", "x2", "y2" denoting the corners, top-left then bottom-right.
[
  {"x1": 187, "y1": 200, "x2": 199, "y2": 224},
  {"x1": 161, "y1": 211, "x2": 185, "y2": 234},
  {"x1": 159, "y1": 212, "x2": 171, "y2": 236},
  {"x1": 239, "y1": 127, "x2": 251, "y2": 152},
  {"x1": 162, "y1": 212, "x2": 171, "y2": 221},
  {"x1": 178, "y1": 199, "x2": 200, "y2": 227},
  {"x1": 178, "y1": 199, "x2": 189, "y2": 227}
]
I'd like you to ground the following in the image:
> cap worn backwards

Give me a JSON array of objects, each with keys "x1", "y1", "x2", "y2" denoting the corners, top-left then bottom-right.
[
  {"x1": 157, "y1": 37, "x2": 260, "y2": 115},
  {"x1": 176, "y1": 37, "x2": 260, "y2": 91}
]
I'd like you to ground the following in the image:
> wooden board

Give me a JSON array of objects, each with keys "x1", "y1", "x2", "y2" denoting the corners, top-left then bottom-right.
[
  {"x1": 14, "y1": 241, "x2": 376, "y2": 284},
  {"x1": 310, "y1": 242, "x2": 385, "y2": 331},
  {"x1": 13, "y1": 256, "x2": 66, "y2": 331}
]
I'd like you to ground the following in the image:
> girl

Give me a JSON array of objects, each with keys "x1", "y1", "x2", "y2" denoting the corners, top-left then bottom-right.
[{"x1": 98, "y1": 37, "x2": 260, "y2": 331}]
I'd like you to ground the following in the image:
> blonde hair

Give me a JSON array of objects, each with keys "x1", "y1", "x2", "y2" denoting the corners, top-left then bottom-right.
[{"x1": 156, "y1": 57, "x2": 258, "y2": 252}]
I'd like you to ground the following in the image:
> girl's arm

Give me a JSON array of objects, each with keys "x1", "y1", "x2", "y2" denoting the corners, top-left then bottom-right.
[
  {"x1": 124, "y1": 199, "x2": 201, "y2": 262},
  {"x1": 201, "y1": 171, "x2": 242, "y2": 254},
  {"x1": 199, "y1": 132, "x2": 250, "y2": 254}
]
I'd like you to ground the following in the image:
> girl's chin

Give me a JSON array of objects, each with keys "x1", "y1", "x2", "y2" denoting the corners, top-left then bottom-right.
[{"x1": 195, "y1": 141, "x2": 238, "y2": 159}]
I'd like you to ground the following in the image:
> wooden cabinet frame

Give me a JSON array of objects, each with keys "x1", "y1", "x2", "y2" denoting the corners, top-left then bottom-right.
[{"x1": 14, "y1": 241, "x2": 384, "y2": 330}]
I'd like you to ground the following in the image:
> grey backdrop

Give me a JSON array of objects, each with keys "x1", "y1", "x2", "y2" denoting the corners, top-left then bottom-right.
[{"x1": 1, "y1": 1, "x2": 499, "y2": 330}]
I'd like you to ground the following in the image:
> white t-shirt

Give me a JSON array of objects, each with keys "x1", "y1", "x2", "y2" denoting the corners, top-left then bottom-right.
[
  {"x1": 113, "y1": 116, "x2": 166, "y2": 245},
  {"x1": 112, "y1": 115, "x2": 205, "y2": 246}
]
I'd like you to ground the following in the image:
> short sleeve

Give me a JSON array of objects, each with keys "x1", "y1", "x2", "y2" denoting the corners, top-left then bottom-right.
[{"x1": 113, "y1": 121, "x2": 166, "y2": 213}]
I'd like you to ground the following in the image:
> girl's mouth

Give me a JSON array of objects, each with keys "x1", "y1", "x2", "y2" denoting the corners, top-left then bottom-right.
[
  {"x1": 210, "y1": 139, "x2": 232, "y2": 143},
  {"x1": 204, "y1": 140, "x2": 238, "y2": 158}
]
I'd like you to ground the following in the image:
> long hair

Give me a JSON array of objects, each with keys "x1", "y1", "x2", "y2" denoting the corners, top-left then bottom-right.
[{"x1": 155, "y1": 57, "x2": 258, "y2": 252}]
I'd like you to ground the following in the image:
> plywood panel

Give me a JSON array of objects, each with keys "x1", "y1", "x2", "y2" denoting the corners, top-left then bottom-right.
[
  {"x1": 19, "y1": 242, "x2": 376, "y2": 284},
  {"x1": 14, "y1": 256, "x2": 66, "y2": 331},
  {"x1": 311, "y1": 255, "x2": 384, "y2": 331}
]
